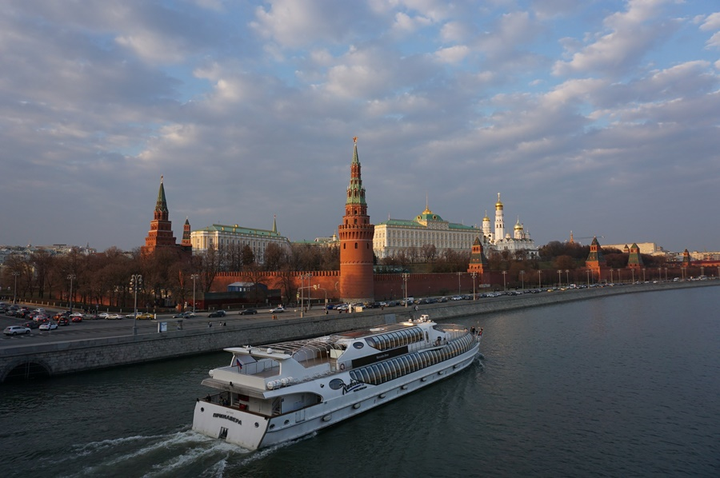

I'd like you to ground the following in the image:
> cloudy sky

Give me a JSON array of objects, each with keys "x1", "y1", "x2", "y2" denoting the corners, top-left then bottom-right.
[{"x1": 1, "y1": 0, "x2": 719, "y2": 253}]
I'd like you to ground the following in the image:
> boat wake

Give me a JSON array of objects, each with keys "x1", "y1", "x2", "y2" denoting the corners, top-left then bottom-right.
[
  {"x1": 51, "y1": 428, "x2": 251, "y2": 478},
  {"x1": 48, "y1": 427, "x2": 320, "y2": 477}
]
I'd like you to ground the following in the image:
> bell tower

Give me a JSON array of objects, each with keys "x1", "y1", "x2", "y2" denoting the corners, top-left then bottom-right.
[{"x1": 338, "y1": 137, "x2": 375, "y2": 303}]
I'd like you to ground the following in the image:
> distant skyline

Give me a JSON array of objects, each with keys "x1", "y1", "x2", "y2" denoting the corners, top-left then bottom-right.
[{"x1": 1, "y1": 1, "x2": 719, "y2": 253}]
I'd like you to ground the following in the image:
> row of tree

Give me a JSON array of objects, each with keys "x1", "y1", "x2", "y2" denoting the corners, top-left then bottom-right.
[{"x1": 0, "y1": 240, "x2": 676, "y2": 309}]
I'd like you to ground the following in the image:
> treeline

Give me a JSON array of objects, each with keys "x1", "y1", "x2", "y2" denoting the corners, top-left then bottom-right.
[
  {"x1": 0, "y1": 242, "x2": 340, "y2": 310},
  {"x1": 0, "y1": 239, "x2": 675, "y2": 308}
]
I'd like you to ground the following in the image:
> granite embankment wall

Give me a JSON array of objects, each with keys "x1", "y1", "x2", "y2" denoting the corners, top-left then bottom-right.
[{"x1": 1, "y1": 280, "x2": 717, "y2": 382}]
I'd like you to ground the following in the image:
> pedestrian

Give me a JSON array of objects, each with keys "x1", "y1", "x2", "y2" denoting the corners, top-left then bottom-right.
[{"x1": 208, "y1": 321, "x2": 212, "y2": 328}]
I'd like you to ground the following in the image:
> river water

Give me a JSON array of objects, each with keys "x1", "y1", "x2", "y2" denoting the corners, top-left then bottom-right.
[{"x1": 1, "y1": 287, "x2": 719, "y2": 477}]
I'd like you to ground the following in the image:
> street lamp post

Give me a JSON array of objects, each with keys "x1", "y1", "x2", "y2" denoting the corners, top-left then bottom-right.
[
  {"x1": 631, "y1": 268, "x2": 635, "y2": 284},
  {"x1": 130, "y1": 274, "x2": 142, "y2": 335},
  {"x1": 313, "y1": 285, "x2": 328, "y2": 312},
  {"x1": 610, "y1": 268, "x2": 613, "y2": 284},
  {"x1": 67, "y1": 274, "x2": 76, "y2": 312},
  {"x1": 471, "y1": 272, "x2": 477, "y2": 300},
  {"x1": 12, "y1": 271, "x2": 20, "y2": 305},
  {"x1": 520, "y1": 270, "x2": 525, "y2": 290},
  {"x1": 557, "y1": 269, "x2": 562, "y2": 287},
  {"x1": 642, "y1": 268, "x2": 646, "y2": 282},
  {"x1": 502, "y1": 271, "x2": 507, "y2": 291},
  {"x1": 586, "y1": 269, "x2": 590, "y2": 286},
  {"x1": 565, "y1": 269, "x2": 569, "y2": 286},
  {"x1": 457, "y1": 272, "x2": 462, "y2": 295},
  {"x1": 538, "y1": 270, "x2": 542, "y2": 289},
  {"x1": 191, "y1": 274, "x2": 199, "y2": 313},
  {"x1": 402, "y1": 273, "x2": 409, "y2": 307}
]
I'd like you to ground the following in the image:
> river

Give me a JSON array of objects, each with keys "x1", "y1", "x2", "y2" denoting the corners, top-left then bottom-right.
[{"x1": 1, "y1": 286, "x2": 718, "y2": 477}]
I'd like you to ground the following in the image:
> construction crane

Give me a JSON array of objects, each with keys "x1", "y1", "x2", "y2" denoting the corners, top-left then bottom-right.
[{"x1": 568, "y1": 231, "x2": 603, "y2": 243}]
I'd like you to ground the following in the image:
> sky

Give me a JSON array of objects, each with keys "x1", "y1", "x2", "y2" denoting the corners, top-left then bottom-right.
[{"x1": 1, "y1": 0, "x2": 719, "y2": 254}]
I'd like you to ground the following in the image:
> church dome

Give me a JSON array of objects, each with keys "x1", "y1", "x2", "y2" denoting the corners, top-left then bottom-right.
[{"x1": 495, "y1": 193, "x2": 503, "y2": 209}]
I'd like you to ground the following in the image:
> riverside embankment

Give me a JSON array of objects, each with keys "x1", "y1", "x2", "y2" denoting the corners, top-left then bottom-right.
[{"x1": 1, "y1": 280, "x2": 717, "y2": 382}]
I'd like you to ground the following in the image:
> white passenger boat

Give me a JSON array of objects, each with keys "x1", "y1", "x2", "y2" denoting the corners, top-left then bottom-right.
[{"x1": 192, "y1": 315, "x2": 483, "y2": 450}]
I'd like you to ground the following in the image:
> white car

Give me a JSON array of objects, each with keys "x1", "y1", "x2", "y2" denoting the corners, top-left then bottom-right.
[
  {"x1": 270, "y1": 306, "x2": 285, "y2": 313},
  {"x1": 4, "y1": 325, "x2": 31, "y2": 336},
  {"x1": 39, "y1": 322, "x2": 58, "y2": 331}
]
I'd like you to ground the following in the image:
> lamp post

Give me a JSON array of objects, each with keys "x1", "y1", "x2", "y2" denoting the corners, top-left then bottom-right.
[
  {"x1": 664, "y1": 267, "x2": 668, "y2": 281},
  {"x1": 538, "y1": 270, "x2": 542, "y2": 289},
  {"x1": 520, "y1": 270, "x2": 525, "y2": 290},
  {"x1": 700, "y1": 266, "x2": 704, "y2": 278},
  {"x1": 557, "y1": 269, "x2": 562, "y2": 287},
  {"x1": 191, "y1": 274, "x2": 199, "y2": 313},
  {"x1": 502, "y1": 270, "x2": 507, "y2": 291},
  {"x1": 471, "y1": 272, "x2": 477, "y2": 300},
  {"x1": 300, "y1": 273, "x2": 311, "y2": 317},
  {"x1": 565, "y1": 269, "x2": 569, "y2": 286},
  {"x1": 586, "y1": 269, "x2": 590, "y2": 286},
  {"x1": 642, "y1": 268, "x2": 646, "y2": 282},
  {"x1": 402, "y1": 273, "x2": 409, "y2": 307},
  {"x1": 457, "y1": 272, "x2": 462, "y2": 295},
  {"x1": 314, "y1": 284, "x2": 328, "y2": 312},
  {"x1": 67, "y1": 274, "x2": 76, "y2": 312},
  {"x1": 12, "y1": 271, "x2": 20, "y2": 304},
  {"x1": 609, "y1": 268, "x2": 613, "y2": 284},
  {"x1": 130, "y1": 274, "x2": 142, "y2": 335},
  {"x1": 631, "y1": 268, "x2": 635, "y2": 284}
]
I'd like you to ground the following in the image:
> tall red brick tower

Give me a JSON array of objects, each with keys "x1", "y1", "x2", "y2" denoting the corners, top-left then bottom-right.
[
  {"x1": 338, "y1": 137, "x2": 375, "y2": 303},
  {"x1": 141, "y1": 176, "x2": 178, "y2": 256},
  {"x1": 585, "y1": 236, "x2": 607, "y2": 282},
  {"x1": 467, "y1": 236, "x2": 488, "y2": 276}
]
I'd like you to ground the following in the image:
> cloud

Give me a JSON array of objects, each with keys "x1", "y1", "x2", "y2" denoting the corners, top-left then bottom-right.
[
  {"x1": 553, "y1": 0, "x2": 680, "y2": 77},
  {"x1": 434, "y1": 45, "x2": 470, "y2": 64}
]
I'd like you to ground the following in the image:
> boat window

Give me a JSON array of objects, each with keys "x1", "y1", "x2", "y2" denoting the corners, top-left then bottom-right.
[{"x1": 381, "y1": 362, "x2": 393, "y2": 382}]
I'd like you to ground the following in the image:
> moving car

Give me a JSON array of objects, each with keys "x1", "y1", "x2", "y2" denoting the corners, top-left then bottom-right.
[
  {"x1": 135, "y1": 312, "x2": 154, "y2": 320},
  {"x1": 239, "y1": 308, "x2": 257, "y2": 315},
  {"x1": 174, "y1": 311, "x2": 196, "y2": 319},
  {"x1": 4, "y1": 325, "x2": 31, "y2": 335},
  {"x1": 208, "y1": 310, "x2": 226, "y2": 318},
  {"x1": 270, "y1": 306, "x2": 285, "y2": 313},
  {"x1": 39, "y1": 322, "x2": 58, "y2": 331}
]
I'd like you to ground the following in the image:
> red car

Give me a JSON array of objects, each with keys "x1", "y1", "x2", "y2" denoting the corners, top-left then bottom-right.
[
  {"x1": 70, "y1": 315, "x2": 83, "y2": 322},
  {"x1": 56, "y1": 317, "x2": 70, "y2": 326}
]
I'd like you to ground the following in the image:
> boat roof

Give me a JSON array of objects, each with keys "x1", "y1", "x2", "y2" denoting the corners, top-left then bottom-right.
[{"x1": 225, "y1": 321, "x2": 430, "y2": 359}]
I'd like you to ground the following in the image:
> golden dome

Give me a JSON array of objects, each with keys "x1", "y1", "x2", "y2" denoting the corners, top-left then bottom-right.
[{"x1": 495, "y1": 192, "x2": 503, "y2": 209}]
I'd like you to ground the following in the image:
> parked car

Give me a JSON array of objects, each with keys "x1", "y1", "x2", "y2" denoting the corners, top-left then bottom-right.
[
  {"x1": 270, "y1": 306, "x2": 285, "y2": 313},
  {"x1": 208, "y1": 310, "x2": 226, "y2": 318},
  {"x1": 239, "y1": 308, "x2": 257, "y2": 315},
  {"x1": 39, "y1": 322, "x2": 58, "y2": 331},
  {"x1": 4, "y1": 325, "x2": 31, "y2": 335}
]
